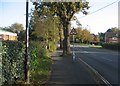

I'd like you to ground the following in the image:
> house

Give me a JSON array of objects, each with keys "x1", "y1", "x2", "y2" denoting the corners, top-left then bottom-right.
[
  {"x1": 0, "y1": 29, "x2": 17, "y2": 41},
  {"x1": 105, "y1": 29, "x2": 120, "y2": 43}
]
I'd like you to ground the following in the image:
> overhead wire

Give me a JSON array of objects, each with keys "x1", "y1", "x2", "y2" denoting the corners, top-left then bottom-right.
[{"x1": 79, "y1": 0, "x2": 119, "y2": 19}]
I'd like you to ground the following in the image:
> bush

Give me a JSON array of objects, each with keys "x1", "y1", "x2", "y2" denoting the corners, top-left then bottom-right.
[
  {"x1": 48, "y1": 42, "x2": 58, "y2": 52},
  {"x1": 1, "y1": 41, "x2": 52, "y2": 85},
  {"x1": 2, "y1": 41, "x2": 25, "y2": 84},
  {"x1": 29, "y1": 41, "x2": 52, "y2": 84},
  {"x1": 101, "y1": 42, "x2": 120, "y2": 51}
]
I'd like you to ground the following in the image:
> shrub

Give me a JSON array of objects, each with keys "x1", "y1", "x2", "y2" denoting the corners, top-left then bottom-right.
[
  {"x1": 101, "y1": 42, "x2": 120, "y2": 51},
  {"x1": 48, "y1": 42, "x2": 58, "y2": 52},
  {"x1": 1, "y1": 41, "x2": 52, "y2": 85},
  {"x1": 2, "y1": 41, "x2": 25, "y2": 84},
  {"x1": 29, "y1": 41, "x2": 52, "y2": 84}
]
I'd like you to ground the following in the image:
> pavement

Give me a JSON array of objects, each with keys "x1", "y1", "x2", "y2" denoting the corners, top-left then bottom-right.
[{"x1": 46, "y1": 49, "x2": 98, "y2": 86}]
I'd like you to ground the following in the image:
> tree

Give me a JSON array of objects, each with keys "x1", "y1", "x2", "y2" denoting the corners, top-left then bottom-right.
[
  {"x1": 0, "y1": 23, "x2": 25, "y2": 42},
  {"x1": 0, "y1": 27, "x2": 12, "y2": 32},
  {"x1": 94, "y1": 35, "x2": 100, "y2": 43},
  {"x1": 91, "y1": 34, "x2": 100, "y2": 44},
  {"x1": 33, "y1": 1, "x2": 90, "y2": 55},
  {"x1": 0, "y1": 23, "x2": 24, "y2": 33},
  {"x1": 18, "y1": 30, "x2": 26, "y2": 42},
  {"x1": 81, "y1": 29, "x2": 91, "y2": 43},
  {"x1": 98, "y1": 32, "x2": 105, "y2": 42},
  {"x1": 58, "y1": 23, "x2": 64, "y2": 49},
  {"x1": 29, "y1": 9, "x2": 60, "y2": 49},
  {"x1": 75, "y1": 27, "x2": 83, "y2": 42},
  {"x1": 9, "y1": 23, "x2": 25, "y2": 42},
  {"x1": 10, "y1": 23, "x2": 24, "y2": 33}
]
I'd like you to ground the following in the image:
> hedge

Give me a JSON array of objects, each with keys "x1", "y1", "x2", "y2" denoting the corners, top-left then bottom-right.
[
  {"x1": 1, "y1": 41, "x2": 52, "y2": 85},
  {"x1": 101, "y1": 42, "x2": 120, "y2": 51},
  {"x1": 2, "y1": 41, "x2": 25, "y2": 85}
]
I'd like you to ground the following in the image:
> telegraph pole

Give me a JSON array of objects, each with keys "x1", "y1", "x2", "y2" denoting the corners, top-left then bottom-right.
[{"x1": 25, "y1": 0, "x2": 30, "y2": 84}]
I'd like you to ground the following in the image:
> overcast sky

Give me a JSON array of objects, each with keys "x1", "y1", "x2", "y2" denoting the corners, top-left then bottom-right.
[{"x1": 0, "y1": 0, "x2": 119, "y2": 34}]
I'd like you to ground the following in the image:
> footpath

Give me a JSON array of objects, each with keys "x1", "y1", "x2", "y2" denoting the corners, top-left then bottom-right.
[{"x1": 46, "y1": 49, "x2": 98, "y2": 86}]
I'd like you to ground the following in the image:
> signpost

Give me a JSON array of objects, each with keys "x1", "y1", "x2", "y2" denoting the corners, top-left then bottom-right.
[{"x1": 70, "y1": 28, "x2": 77, "y2": 62}]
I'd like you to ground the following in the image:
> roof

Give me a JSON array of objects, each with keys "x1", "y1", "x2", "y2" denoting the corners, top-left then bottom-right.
[
  {"x1": 106, "y1": 29, "x2": 113, "y2": 32},
  {"x1": 0, "y1": 29, "x2": 17, "y2": 36},
  {"x1": 105, "y1": 32, "x2": 118, "y2": 38}
]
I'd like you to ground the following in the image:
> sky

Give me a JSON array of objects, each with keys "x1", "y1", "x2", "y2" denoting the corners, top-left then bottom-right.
[
  {"x1": 72, "y1": 0, "x2": 119, "y2": 34},
  {"x1": 0, "y1": 0, "x2": 119, "y2": 34}
]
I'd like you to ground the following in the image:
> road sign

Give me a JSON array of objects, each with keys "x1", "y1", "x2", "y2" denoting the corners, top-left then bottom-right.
[
  {"x1": 70, "y1": 28, "x2": 77, "y2": 35},
  {"x1": 70, "y1": 28, "x2": 77, "y2": 62}
]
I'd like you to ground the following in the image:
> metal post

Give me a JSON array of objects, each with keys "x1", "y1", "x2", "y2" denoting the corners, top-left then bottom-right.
[{"x1": 73, "y1": 35, "x2": 75, "y2": 62}]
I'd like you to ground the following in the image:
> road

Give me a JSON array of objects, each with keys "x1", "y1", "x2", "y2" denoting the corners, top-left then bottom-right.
[{"x1": 73, "y1": 45, "x2": 119, "y2": 84}]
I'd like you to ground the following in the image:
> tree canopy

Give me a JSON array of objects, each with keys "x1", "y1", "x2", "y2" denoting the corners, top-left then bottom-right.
[
  {"x1": 33, "y1": 1, "x2": 90, "y2": 55},
  {"x1": 29, "y1": 8, "x2": 60, "y2": 51},
  {"x1": 10, "y1": 23, "x2": 24, "y2": 33}
]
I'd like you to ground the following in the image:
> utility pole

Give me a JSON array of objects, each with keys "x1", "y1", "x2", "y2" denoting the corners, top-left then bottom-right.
[{"x1": 25, "y1": 0, "x2": 30, "y2": 84}]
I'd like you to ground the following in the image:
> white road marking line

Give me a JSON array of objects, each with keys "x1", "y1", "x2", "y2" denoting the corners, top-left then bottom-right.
[{"x1": 78, "y1": 58, "x2": 112, "y2": 86}]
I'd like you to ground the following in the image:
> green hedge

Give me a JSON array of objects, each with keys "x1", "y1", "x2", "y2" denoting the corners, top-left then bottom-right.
[
  {"x1": 2, "y1": 41, "x2": 25, "y2": 84},
  {"x1": 2, "y1": 41, "x2": 52, "y2": 85},
  {"x1": 101, "y1": 42, "x2": 120, "y2": 51}
]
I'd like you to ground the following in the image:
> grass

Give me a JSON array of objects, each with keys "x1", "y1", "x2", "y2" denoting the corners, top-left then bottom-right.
[
  {"x1": 79, "y1": 43, "x2": 102, "y2": 48},
  {"x1": 16, "y1": 58, "x2": 52, "y2": 85},
  {"x1": 89, "y1": 45, "x2": 102, "y2": 48},
  {"x1": 30, "y1": 57, "x2": 52, "y2": 85},
  {"x1": 79, "y1": 43, "x2": 89, "y2": 46},
  {"x1": 30, "y1": 70, "x2": 51, "y2": 84}
]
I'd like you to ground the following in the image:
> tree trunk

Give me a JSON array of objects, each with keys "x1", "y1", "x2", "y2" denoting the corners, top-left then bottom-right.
[
  {"x1": 60, "y1": 36, "x2": 63, "y2": 49},
  {"x1": 59, "y1": 24, "x2": 63, "y2": 49},
  {"x1": 62, "y1": 22, "x2": 71, "y2": 55}
]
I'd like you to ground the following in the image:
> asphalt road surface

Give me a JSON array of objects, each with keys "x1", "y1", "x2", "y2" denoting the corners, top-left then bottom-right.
[{"x1": 73, "y1": 45, "x2": 119, "y2": 84}]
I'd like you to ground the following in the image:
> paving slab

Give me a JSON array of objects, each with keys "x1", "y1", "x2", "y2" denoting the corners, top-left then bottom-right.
[{"x1": 46, "y1": 50, "x2": 98, "y2": 86}]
